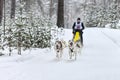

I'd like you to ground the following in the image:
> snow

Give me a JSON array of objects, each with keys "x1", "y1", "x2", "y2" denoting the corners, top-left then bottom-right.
[
  {"x1": 105, "y1": 24, "x2": 111, "y2": 28},
  {"x1": 116, "y1": 20, "x2": 120, "y2": 29},
  {"x1": 0, "y1": 28, "x2": 120, "y2": 80}
]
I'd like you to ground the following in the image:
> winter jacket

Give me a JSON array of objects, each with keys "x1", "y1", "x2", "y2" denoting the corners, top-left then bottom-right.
[{"x1": 72, "y1": 22, "x2": 85, "y2": 34}]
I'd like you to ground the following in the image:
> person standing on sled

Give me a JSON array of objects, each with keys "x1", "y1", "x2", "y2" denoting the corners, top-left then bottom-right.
[{"x1": 72, "y1": 18, "x2": 85, "y2": 45}]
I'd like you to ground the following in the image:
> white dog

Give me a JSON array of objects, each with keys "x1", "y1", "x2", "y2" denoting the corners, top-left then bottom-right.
[
  {"x1": 68, "y1": 40, "x2": 82, "y2": 60},
  {"x1": 54, "y1": 40, "x2": 67, "y2": 59}
]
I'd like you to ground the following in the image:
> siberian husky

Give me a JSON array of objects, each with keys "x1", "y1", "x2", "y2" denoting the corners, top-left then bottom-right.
[
  {"x1": 54, "y1": 40, "x2": 67, "y2": 59},
  {"x1": 68, "y1": 40, "x2": 82, "y2": 60}
]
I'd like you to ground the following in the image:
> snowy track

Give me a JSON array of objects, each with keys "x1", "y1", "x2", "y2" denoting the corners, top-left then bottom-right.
[
  {"x1": 0, "y1": 28, "x2": 120, "y2": 80},
  {"x1": 100, "y1": 28, "x2": 120, "y2": 47}
]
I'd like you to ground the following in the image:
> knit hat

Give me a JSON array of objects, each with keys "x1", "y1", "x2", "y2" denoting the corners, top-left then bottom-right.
[{"x1": 77, "y1": 18, "x2": 81, "y2": 20}]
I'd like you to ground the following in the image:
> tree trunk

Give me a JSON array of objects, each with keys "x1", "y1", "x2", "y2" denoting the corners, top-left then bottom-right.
[
  {"x1": 17, "y1": 0, "x2": 23, "y2": 55},
  {"x1": 10, "y1": 0, "x2": 16, "y2": 19},
  {"x1": 3, "y1": 0, "x2": 6, "y2": 35},
  {"x1": 57, "y1": 0, "x2": 64, "y2": 28},
  {"x1": 103, "y1": 0, "x2": 107, "y2": 9},
  {"x1": 37, "y1": 0, "x2": 44, "y2": 16},
  {"x1": 24, "y1": 0, "x2": 32, "y2": 12},
  {"x1": 0, "y1": 0, "x2": 3, "y2": 24},
  {"x1": 49, "y1": 0, "x2": 53, "y2": 18},
  {"x1": 93, "y1": 0, "x2": 96, "y2": 5}
]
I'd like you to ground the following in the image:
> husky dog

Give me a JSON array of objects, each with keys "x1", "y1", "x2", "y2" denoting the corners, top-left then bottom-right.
[
  {"x1": 74, "y1": 40, "x2": 82, "y2": 55},
  {"x1": 54, "y1": 40, "x2": 67, "y2": 59},
  {"x1": 68, "y1": 40, "x2": 75, "y2": 59},
  {"x1": 68, "y1": 40, "x2": 82, "y2": 60}
]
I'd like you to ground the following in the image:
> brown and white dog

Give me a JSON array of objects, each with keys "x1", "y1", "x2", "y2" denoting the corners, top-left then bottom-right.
[
  {"x1": 54, "y1": 40, "x2": 67, "y2": 59},
  {"x1": 68, "y1": 40, "x2": 82, "y2": 60}
]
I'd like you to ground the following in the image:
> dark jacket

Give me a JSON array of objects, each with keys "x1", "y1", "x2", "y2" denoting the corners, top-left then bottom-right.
[{"x1": 72, "y1": 22, "x2": 85, "y2": 34}]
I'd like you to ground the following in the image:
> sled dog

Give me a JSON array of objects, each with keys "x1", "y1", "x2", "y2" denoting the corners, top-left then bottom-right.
[
  {"x1": 68, "y1": 40, "x2": 82, "y2": 60},
  {"x1": 54, "y1": 40, "x2": 67, "y2": 59}
]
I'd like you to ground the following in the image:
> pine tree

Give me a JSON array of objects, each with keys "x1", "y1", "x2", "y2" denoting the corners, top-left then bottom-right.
[{"x1": 107, "y1": 0, "x2": 119, "y2": 28}]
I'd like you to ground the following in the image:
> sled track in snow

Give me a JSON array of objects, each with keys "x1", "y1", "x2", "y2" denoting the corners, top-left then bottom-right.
[{"x1": 101, "y1": 31, "x2": 120, "y2": 48}]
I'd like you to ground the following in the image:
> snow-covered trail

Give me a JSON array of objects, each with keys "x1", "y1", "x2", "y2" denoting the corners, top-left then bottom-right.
[{"x1": 0, "y1": 28, "x2": 120, "y2": 80}]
